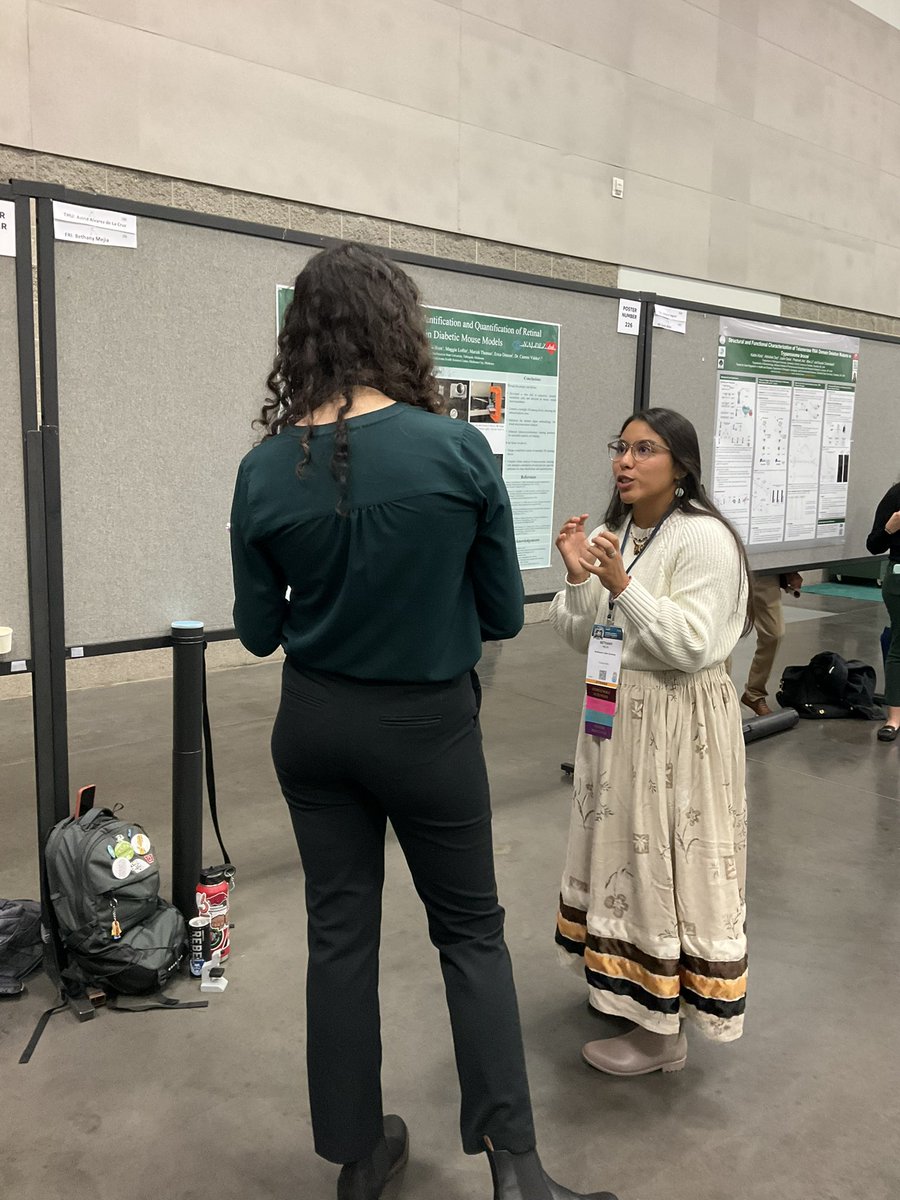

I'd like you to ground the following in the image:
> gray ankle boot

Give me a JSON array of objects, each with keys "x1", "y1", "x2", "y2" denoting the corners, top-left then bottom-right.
[
  {"x1": 582, "y1": 1025, "x2": 688, "y2": 1077},
  {"x1": 485, "y1": 1142, "x2": 618, "y2": 1200}
]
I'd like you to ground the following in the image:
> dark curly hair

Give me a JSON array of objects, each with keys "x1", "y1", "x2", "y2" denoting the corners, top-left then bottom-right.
[
  {"x1": 604, "y1": 407, "x2": 754, "y2": 632},
  {"x1": 256, "y1": 243, "x2": 444, "y2": 500}
]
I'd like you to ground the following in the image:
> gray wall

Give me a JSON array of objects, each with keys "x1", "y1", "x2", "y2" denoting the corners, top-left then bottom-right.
[
  {"x1": 53, "y1": 216, "x2": 636, "y2": 644},
  {"x1": 0, "y1": 255, "x2": 30, "y2": 660},
  {"x1": 3, "y1": 1, "x2": 900, "y2": 316}
]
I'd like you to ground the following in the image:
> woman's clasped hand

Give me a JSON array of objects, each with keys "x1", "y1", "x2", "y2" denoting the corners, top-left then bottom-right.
[{"x1": 556, "y1": 514, "x2": 629, "y2": 597}]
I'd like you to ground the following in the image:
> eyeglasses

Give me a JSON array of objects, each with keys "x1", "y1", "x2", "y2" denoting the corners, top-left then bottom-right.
[{"x1": 607, "y1": 438, "x2": 671, "y2": 462}]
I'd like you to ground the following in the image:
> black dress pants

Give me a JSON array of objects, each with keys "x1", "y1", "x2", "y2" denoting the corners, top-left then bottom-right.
[{"x1": 271, "y1": 661, "x2": 536, "y2": 1164}]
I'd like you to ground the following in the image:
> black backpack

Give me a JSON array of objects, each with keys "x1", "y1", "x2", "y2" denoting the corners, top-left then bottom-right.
[
  {"x1": 0, "y1": 898, "x2": 43, "y2": 985},
  {"x1": 777, "y1": 652, "x2": 884, "y2": 721},
  {"x1": 45, "y1": 808, "x2": 187, "y2": 995}
]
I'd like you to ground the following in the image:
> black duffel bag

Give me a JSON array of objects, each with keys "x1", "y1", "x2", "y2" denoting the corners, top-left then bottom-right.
[{"x1": 777, "y1": 652, "x2": 884, "y2": 720}]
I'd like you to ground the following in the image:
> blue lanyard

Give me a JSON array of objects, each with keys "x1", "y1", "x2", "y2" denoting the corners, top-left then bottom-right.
[{"x1": 606, "y1": 505, "x2": 676, "y2": 621}]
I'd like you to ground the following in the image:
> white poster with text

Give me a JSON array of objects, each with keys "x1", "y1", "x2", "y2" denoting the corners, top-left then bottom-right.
[{"x1": 714, "y1": 319, "x2": 859, "y2": 549}]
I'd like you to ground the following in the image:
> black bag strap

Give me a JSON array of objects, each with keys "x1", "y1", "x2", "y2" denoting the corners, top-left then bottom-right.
[
  {"x1": 19, "y1": 991, "x2": 211, "y2": 1063},
  {"x1": 18, "y1": 999, "x2": 69, "y2": 1064},
  {"x1": 202, "y1": 643, "x2": 233, "y2": 869},
  {"x1": 108, "y1": 994, "x2": 209, "y2": 1013},
  {"x1": 39, "y1": 831, "x2": 82, "y2": 1006}
]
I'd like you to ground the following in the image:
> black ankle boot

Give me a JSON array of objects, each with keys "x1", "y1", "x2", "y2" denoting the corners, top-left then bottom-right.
[
  {"x1": 337, "y1": 1115, "x2": 409, "y2": 1200},
  {"x1": 485, "y1": 1142, "x2": 617, "y2": 1200}
]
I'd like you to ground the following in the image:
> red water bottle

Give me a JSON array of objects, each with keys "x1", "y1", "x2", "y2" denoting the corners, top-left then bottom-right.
[{"x1": 196, "y1": 865, "x2": 233, "y2": 961}]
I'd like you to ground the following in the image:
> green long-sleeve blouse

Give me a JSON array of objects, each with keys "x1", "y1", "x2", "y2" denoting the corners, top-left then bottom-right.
[{"x1": 230, "y1": 403, "x2": 524, "y2": 681}]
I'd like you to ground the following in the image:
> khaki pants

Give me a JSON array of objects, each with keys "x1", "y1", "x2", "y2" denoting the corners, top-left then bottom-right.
[
  {"x1": 725, "y1": 574, "x2": 785, "y2": 701},
  {"x1": 743, "y1": 574, "x2": 785, "y2": 702}
]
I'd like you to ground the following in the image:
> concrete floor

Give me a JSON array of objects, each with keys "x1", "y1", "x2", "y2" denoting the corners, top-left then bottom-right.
[{"x1": 1, "y1": 593, "x2": 898, "y2": 1200}]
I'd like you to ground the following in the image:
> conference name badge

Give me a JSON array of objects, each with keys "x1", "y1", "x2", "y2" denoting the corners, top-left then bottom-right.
[{"x1": 584, "y1": 624, "x2": 624, "y2": 740}]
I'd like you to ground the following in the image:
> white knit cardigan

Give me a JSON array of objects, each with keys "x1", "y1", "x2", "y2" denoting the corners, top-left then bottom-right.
[{"x1": 549, "y1": 508, "x2": 748, "y2": 673}]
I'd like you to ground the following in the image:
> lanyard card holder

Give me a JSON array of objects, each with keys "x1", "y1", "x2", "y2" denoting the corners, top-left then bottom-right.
[{"x1": 584, "y1": 623, "x2": 624, "y2": 740}]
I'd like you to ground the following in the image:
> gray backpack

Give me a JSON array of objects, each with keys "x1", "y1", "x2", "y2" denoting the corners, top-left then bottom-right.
[{"x1": 45, "y1": 808, "x2": 187, "y2": 995}]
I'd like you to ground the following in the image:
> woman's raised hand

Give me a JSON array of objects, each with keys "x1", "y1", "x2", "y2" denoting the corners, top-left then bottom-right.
[
  {"x1": 556, "y1": 514, "x2": 594, "y2": 583},
  {"x1": 582, "y1": 530, "x2": 630, "y2": 597}
]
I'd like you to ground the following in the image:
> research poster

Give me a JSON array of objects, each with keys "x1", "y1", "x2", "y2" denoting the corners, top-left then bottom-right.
[
  {"x1": 424, "y1": 306, "x2": 560, "y2": 570},
  {"x1": 275, "y1": 290, "x2": 561, "y2": 569},
  {"x1": 713, "y1": 318, "x2": 858, "y2": 547}
]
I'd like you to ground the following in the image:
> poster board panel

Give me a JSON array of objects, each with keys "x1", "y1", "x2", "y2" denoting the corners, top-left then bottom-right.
[
  {"x1": 55, "y1": 218, "x2": 639, "y2": 645},
  {"x1": 55, "y1": 220, "x2": 316, "y2": 645},
  {"x1": 0, "y1": 256, "x2": 31, "y2": 661}
]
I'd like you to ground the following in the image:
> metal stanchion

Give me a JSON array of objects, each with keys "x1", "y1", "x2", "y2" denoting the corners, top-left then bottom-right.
[{"x1": 171, "y1": 620, "x2": 205, "y2": 921}]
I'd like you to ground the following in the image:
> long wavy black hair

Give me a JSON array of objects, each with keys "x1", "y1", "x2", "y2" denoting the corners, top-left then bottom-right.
[
  {"x1": 256, "y1": 242, "x2": 444, "y2": 497},
  {"x1": 604, "y1": 407, "x2": 754, "y2": 631}
]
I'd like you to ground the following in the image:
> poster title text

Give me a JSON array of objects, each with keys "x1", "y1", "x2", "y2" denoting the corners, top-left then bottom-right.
[{"x1": 430, "y1": 315, "x2": 543, "y2": 336}]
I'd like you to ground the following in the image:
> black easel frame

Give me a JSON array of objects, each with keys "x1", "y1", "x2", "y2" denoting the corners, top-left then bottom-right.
[{"x1": 5, "y1": 174, "x2": 896, "y2": 887}]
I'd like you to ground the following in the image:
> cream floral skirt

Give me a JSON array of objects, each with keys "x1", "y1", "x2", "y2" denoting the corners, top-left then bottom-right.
[{"x1": 556, "y1": 663, "x2": 748, "y2": 1042}]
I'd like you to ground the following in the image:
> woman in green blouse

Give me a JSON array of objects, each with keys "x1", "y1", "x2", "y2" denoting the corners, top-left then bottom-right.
[{"x1": 230, "y1": 244, "x2": 615, "y2": 1200}]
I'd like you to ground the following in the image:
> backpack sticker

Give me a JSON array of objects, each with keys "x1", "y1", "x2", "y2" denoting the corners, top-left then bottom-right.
[{"x1": 131, "y1": 833, "x2": 151, "y2": 856}]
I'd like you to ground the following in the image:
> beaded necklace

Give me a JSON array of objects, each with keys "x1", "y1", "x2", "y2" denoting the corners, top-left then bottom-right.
[{"x1": 630, "y1": 525, "x2": 653, "y2": 556}]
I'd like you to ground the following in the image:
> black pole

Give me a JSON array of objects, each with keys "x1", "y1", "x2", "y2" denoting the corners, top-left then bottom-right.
[
  {"x1": 633, "y1": 292, "x2": 655, "y2": 413},
  {"x1": 20, "y1": 204, "x2": 92, "y2": 1018},
  {"x1": 24, "y1": 433, "x2": 59, "y2": 866},
  {"x1": 171, "y1": 620, "x2": 205, "y2": 921},
  {"x1": 41, "y1": 426, "x2": 70, "y2": 819},
  {"x1": 32, "y1": 198, "x2": 70, "y2": 821},
  {"x1": 35, "y1": 198, "x2": 60, "y2": 425},
  {"x1": 15, "y1": 201, "x2": 53, "y2": 851}
]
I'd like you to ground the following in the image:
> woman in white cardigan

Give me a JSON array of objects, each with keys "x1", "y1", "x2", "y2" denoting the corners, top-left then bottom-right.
[{"x1": 551, "y1": 408, "x2": 751, "y2": 1076}]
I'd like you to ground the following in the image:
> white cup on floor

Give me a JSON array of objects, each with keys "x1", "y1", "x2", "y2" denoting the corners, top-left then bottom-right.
[{"x1": 0, "y1": 627, "x2": 12, "y2": 655}]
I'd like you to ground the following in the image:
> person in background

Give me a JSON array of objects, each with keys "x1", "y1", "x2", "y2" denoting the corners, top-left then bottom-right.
[
  {"x1": 739, "y1": 572, "x2": 803, "y2": 717},
  {"x1": 866, "y1": 481, "x2": 900, "y2": 741},
  {"x1": 230, "y1": 243, "x2": 616, "y2": 1200},
  {"x1": 551, "y1": 408, "x2": 750, "y2": 1076}
]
